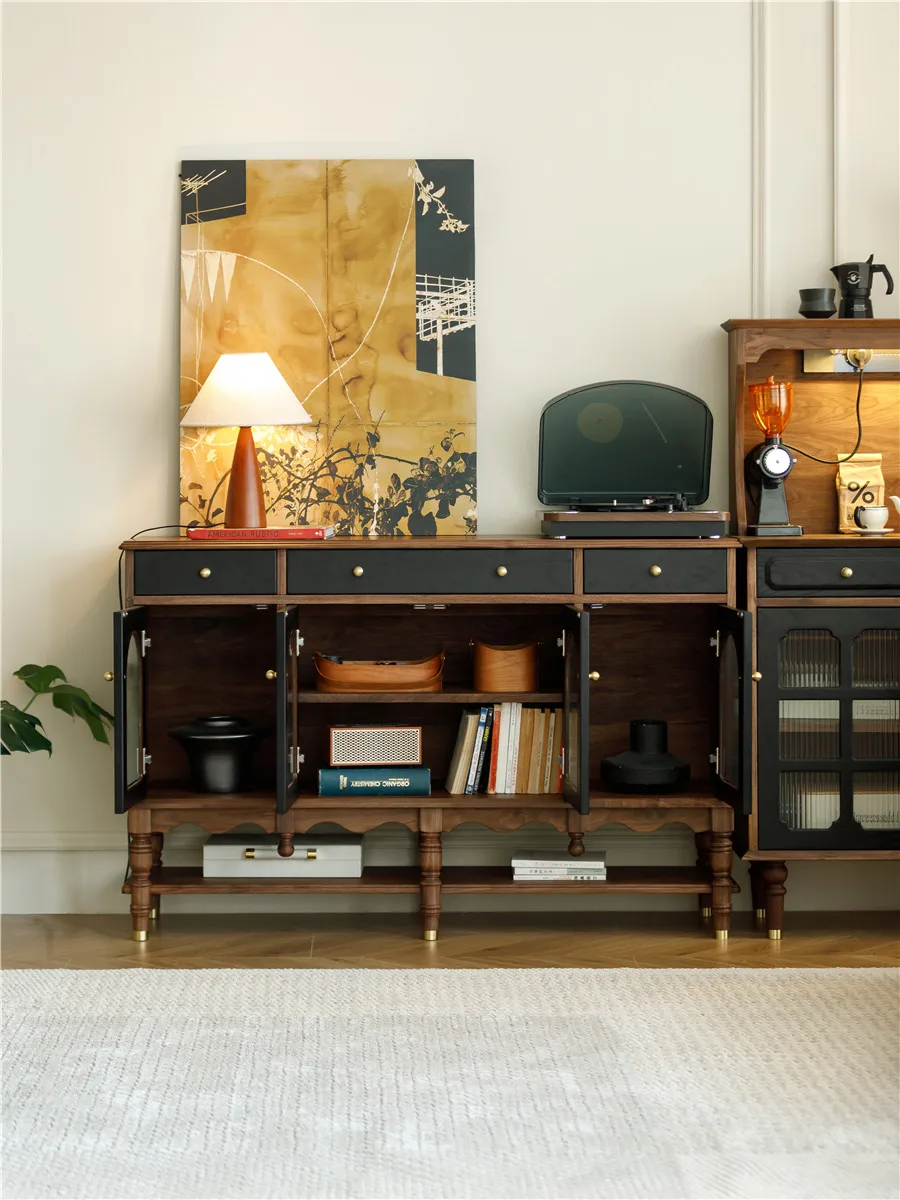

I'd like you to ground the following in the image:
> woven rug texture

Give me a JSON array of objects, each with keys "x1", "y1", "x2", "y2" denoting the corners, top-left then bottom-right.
[{"x1": 2, "y1": 968, "x2": 898, "y2": 1200}]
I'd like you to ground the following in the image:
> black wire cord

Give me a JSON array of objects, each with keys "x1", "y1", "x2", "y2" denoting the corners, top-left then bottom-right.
[
  {"x1": 117, "y1": 525, "x2": 193, "y2": 610},
  {"x1": 783, "y1": 364, "x2": 866, "y2": 465}
]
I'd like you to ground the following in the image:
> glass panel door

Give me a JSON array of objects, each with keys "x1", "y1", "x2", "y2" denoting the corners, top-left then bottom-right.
[
  {"x1": 758, "y1": 609, "x2": 900, "y2": 851},
  {"x1": 114, "y1": 608, "x2": 148, "y2": 813},
  {"x1": 562, "y1": 608, "x2": 590, "y2": 814},
  {"x1": 715, "y1": 607, "x2": 751, "y2": 812}
]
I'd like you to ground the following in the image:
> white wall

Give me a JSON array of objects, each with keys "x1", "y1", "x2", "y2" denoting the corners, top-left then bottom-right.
[{"x1": 3, "y1": 1, "x2": 899, "y2": 915}]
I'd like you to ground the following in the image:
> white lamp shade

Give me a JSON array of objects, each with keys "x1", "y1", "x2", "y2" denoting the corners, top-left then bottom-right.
[{"x1": 180, "y1": 353, "x2": 313, "y2": 427}]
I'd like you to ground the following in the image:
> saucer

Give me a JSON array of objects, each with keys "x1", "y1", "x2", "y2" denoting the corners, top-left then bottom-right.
[{"x1": 859, "y1": 528, "x2": 893, "y2": 535}]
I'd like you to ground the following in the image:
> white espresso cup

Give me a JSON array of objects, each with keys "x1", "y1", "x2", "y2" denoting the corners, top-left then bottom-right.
[{"x1": 854, "y1": 504, "x2": 889, "y2": 532}]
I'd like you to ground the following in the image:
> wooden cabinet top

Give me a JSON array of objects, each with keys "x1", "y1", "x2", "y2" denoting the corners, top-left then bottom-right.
[{"x1": 120, "y1": 535, "x2": 742, "y2": 551}]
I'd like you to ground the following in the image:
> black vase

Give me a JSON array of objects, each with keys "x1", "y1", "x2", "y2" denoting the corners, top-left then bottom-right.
[
  {"x1": 798, "y1": 288, "x2": 837, "y2": 319},
  {"x1": 168, "y1": 715, "x2": 260, "y2": 793},
  {"x1": 600, "y1": 719, "x2": 690, "y2": 793}
]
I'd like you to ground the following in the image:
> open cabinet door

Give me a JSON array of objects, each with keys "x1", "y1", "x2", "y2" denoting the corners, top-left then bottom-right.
[
  {"x1": 715, "y1": 606, "x2": 752, "y2": 814},
  {"x1": 562, "y1": 607, "x2": 590, "y2": 814},
  {"x1": 276, "y1": 607, "x2": 301, "y2": 814},
  {"x1": 114, "y1": 608, "x2": 149, "y2": 814}
]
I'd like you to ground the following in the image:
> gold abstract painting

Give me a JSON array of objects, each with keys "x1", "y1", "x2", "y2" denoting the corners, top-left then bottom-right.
[{"x1": 179, "y1": 159, "x2": 476, "y2": 535}]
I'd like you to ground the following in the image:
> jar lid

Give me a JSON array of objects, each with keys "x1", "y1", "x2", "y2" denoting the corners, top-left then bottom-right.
[{"x1": 168, "y1": 715, "x2": 258, "y2": 741}]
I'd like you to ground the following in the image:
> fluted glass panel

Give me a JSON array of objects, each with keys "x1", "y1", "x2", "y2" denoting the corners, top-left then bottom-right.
[
  {"x1": 852, "y1": 700, "x2": 900, "y2": 760},
  {"x1": 779, "y1": 771, "x2": 840, "y2": 830},
  {"x1": 778, "y1": 630, "x2": 840, "y2": 688},
  {"x1": 718, "y1": 633, "x2": 739, "y2": 787},
  {"x1": 853, "y1": 771, "x2": 900, "y2": 831},
  {"x1": 779, "y1": 700, "x2": 840, "y2": 759},
  {"x1": 852, "y1": 630, "x2": 900, "y2": 688}
]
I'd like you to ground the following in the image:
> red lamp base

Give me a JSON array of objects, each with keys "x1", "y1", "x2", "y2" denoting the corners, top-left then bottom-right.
[{"x1": 225, "y1": 426, "x2": 266, "y2": 529}]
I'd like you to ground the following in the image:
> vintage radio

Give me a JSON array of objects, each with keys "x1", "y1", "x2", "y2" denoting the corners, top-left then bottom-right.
[{"x1": 329, "y1": 725, "x2": 423, "y2": 767}]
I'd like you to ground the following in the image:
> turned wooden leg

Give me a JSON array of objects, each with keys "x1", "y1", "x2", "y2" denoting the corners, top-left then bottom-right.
[
  {"x1": 278, "y1": 833, "x2": 295, "y2": 858},
  {"x1": 419, "y1": 826, "x2": 442, "y2": 942},
  {"x1": 568, "y1": 832, "x2": 585, "y2": 857},
  {"x1": 128, "y1": 811, "x2": 153, "y2": 942},
  {"x1": 150, "y1": 833, "x2": 163, "y2": 920},
  {"x1": 762, "y1": 862, "x2": 788, "y2": 940},
  {"x1": 708, "y1": 830, "x2": 733, "y2": 941},
  {"x1": 748, "y1": 862, "x2": 766, "y2": 923},
  {"x1": 695, "y1": 832, "x2": 712, "y2": 918}
]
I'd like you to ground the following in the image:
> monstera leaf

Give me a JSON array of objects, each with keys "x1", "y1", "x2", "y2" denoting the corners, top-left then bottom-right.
[{"x1": 1, "y1": 664, "x2": 113, "y2": 756}]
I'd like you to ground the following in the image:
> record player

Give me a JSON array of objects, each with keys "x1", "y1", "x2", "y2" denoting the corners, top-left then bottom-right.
[{"x1": 537, "y1": 380, "x2": 728, "y2": 538}]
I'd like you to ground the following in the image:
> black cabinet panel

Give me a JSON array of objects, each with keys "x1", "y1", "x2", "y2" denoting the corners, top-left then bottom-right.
[
  {"x1": 584, "y1": 549, "x2": 726, "y2": 594},
  {"x1": 134, "y1": 550, "x2": 277, "y2": 596},
  {"x1": 287, "y1": 549, "x2": 573, "y2": 595},
  {"x1": 757, "y1": 549, "x2": 900, "y2": 597}
]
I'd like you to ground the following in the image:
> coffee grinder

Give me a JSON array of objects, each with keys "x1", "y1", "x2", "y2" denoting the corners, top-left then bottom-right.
[{"x1": 745, "y1": 375, "x2": 803, "y2": 536}]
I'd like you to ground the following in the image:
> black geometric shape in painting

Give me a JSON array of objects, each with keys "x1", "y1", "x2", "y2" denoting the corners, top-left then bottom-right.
[
  {"x1": 180, "y1": 161, "x2": 247, "y2": 225},
  {"x1": 415, "y1": 159, "x2": 475, "y2": 382}
]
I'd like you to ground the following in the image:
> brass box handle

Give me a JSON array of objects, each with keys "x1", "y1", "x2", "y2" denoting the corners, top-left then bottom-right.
[
  {"x1": 306, "y1": 848, "x2": 317, "y2": 860},
  {"x1": 244, "y1": 849, "x2": 255, "y2": 859}
]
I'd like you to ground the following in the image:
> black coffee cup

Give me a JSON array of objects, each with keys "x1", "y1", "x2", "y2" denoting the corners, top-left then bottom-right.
[{"x1": 798, "y1": 288, "x2": 836, "y2": 318}]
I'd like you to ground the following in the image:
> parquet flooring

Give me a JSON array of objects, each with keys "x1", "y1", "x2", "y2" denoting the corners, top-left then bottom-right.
[{"x1": 3, "y1": 911, "x2": 898, "y2": 969}]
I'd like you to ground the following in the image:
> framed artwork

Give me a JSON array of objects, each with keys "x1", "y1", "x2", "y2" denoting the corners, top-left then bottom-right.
[{"x1": 179, "y1": 158, "x2": 476, "y2": 535}]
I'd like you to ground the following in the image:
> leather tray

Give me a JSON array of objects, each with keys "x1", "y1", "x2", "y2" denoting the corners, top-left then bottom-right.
[{"x1": 314, "y1": 652, "x2": 444, "y2": 693}]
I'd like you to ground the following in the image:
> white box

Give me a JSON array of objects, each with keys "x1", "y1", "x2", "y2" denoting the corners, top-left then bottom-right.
[{"x1": 202, "y1": 834, "x2": 363, "y2": 878}]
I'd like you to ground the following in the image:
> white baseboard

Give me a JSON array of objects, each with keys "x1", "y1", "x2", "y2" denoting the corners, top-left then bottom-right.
[{"x1": 2, "y1": 825, "x2": 898, "y2": 914}]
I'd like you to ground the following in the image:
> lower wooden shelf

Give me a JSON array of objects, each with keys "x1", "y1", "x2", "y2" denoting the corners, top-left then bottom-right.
[{"x1": 124, "y1": 865, "x2": 737, "y2": 896}]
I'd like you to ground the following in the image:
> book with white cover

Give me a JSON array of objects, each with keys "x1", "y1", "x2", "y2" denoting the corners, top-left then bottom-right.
[
  {"x1": 511, "y1": 850, "x2": 606, "y2": 869},
  {"x1": 492, "y1": 704, "x2": 511, "y2": 795},
  {"x1": 514, "y1": 872, "x2": 607, "y2": 882},
  {"x1": 504, "y1": 703, "x2": 522, "y2": 793}
]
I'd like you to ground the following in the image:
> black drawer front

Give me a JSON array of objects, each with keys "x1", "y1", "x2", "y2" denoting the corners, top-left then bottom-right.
[
  {"x1": 757, "y1": 550, "x2": 900, "y2": 597},
  {"x1": 133, "y1": 550, "x2": 277, "y2": 596},
  {"x1": 583, "y1": 549, "x2": 727, "y2": 594},
  {"x1": 287, "y1": 549, "x2": 573, "y2": 595}
]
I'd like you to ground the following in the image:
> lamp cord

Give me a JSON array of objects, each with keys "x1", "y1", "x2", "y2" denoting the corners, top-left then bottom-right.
[
  {"x1": 117, "y1": 525, "x2": 192, "y2": 610},
  {"x1": 782, "y1": 365, "x2": 866, "y2": 465}
]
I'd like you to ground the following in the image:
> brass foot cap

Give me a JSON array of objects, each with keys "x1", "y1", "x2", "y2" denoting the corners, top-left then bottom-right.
[
  {"x1": 132, "y1": 930, "x2": 148, "y2": 942},
  {"x1": 423, "y1": 930, "x2": 438, "y2": 942},
  {"x1": 700, "y1": 907, "x2": 712, "y2": 918},
  {"x1": 755, "y1": 908, "x2": 766, "y2": 921},
  {"x1": 149, "y1": 908, "x2": 158, "y2": 921},
  {"x1": 768, "y1": 929, "x2": 782, "y2": 941},
  {"x1": 715, "y1": 930, "x2": 729, "y2": 942}
]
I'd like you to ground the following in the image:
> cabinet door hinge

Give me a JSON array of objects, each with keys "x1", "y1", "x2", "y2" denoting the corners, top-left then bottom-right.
[
  {"x1": 558, "y1": 631, "x2": 566, "y2": 656},
  {"x1": 141, "y1": 748, "x2": 152, "y2": 773},
  {"x1": 295, "y1": 630, "x2": 304, "y2": 653},
  {"x1": 141, "y1": 631, "x2": 152, "y2": 656},
  {"x1": 709, "y1": 747, "x2": 719, "y2": 772},
  {"x1": 710, "y1": 632, "x2": 720, "y2": 656}
]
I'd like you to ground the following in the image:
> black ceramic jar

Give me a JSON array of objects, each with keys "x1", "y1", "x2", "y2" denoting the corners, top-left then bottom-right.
[{"x1": 168, "y1": 715, "x2": 260, "y2": 793}]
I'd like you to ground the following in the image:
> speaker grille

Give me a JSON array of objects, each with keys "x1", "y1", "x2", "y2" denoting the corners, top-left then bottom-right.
[{"x1": 330, "y1": 726, "x2": 422, "y2": 766}]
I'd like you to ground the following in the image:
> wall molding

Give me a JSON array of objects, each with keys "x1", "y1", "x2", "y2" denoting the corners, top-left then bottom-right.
[
  {"x1": 750, "y1": 0, "x2": 771, "y2": 318},
  {"x1": 831, "y1": 0, "x2": 849, "y2": 265}
]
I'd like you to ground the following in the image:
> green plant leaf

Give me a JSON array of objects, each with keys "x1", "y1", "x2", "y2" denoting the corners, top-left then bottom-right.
[
  {"x1": 13, "y1": 664, "x2": 67, "y2": 695},
  {"x1": 50, "y1": 685, "x2": 114, "y2": 744},
  {"x1": 1, "y1": 701, "x2": 52, "y2": 755}
]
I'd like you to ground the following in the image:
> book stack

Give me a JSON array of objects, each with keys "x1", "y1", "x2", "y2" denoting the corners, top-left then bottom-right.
[
  {"x1": 511, "y1": 850, "x2": 607, "y2": 882},
  {"x1": 445, "y1": 704, "x2": 565, "y2": 796},
  {"x1": 318, "y1": 766, "x2": 431, "y2": 796}
]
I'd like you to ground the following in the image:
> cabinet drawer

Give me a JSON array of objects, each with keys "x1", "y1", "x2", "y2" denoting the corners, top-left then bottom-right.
[
  {"x1": 287, "y1": 548, "x2": 573, "y2": 595},
  {"x1": 757, "y1": 550, "x2": 900, "y2": 597},
  {"x1": 583, "y1": 549, "x2": 727, "y2": 595},
  {"x1": 133, "y1": 550, "x2": 277, "y2": 596}
]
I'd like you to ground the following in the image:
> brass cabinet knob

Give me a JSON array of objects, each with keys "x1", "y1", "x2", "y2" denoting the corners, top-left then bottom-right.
[
  {"x1": 352, "y1": 565, "x2": 364, "y2": 577},
  {"x1": 840, "y1": 567, "x2": 853, "y2": 578},
  {"x1": 103, "y1": 671, "x2": 114, "y2": 682},
  {"x1": 588, "y1": 671, "x2": 600, "y2": 681},
  {"x1": 649, "y1": 565, "x2": 663, "y2": 577},
  {"x1": 751, "y1": 671, "x2": 762, "y2": 681},
  {"x1": 199, "y1": 567, "x2": 212, "y2": 579},
  {"x1": 496, "y1": 566, "x2": 508, "y2": 577},
  {"x1": 265, "y1": 669, "x2": 277, "y2": 680}
]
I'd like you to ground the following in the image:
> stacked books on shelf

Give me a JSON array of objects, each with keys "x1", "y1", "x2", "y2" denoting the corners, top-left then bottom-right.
[
  {"x1": 187, "y1": 525, "x2": 335, "y2": 540},
  {"x1": 511, "y1": 850, "x2": 607, "y2": 882},
  {"x1": 445, "y1": 703, "x2": 564, "y2": 796}
]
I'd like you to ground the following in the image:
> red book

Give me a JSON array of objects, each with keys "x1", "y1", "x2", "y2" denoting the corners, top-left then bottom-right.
[
  {"x1": 487, "y1": 703, "x2": 502, "y2": 794},
  {"x1": 187, "y1": 526, "x2": 334, "y2": 541}
]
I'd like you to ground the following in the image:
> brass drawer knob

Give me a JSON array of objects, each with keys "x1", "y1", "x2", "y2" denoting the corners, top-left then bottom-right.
[
  {"x1": 496, "y1": 566, "x2": 508, "y2": 577},
  {"x1": 352, "y1": 566, "x2": 364, "y2": 577},
  {"x1": 199, "y1": 567, "x2": 212, "y2": 579},
  {"x1": 265, "y1": 669, "x2": 277, "y2": 680},
  {"x1": 103, "y1": 671, "x2": 114, "y2": 682},
  {"x1": 751, "y1": 671, "x2": 762, "y2": 682},
  {"x1": 588, "y1": 671, "x2": 600, "y2": 681},
  {"x1": 649, "y1": 565, "x2": 663, "y2": 577},
  {"x1": 840, "y1": 567, "x2": 853, "y2": 578}
]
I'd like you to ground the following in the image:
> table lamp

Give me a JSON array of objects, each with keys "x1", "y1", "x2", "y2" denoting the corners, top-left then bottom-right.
[{"x1": 180, "y1": 353, "x2": 312, "y2": 529}]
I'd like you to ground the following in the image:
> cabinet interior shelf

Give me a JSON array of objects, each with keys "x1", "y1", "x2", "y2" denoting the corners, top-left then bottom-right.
[
  {"x1": 294, "y1": 691, "x2": 565, "y2": 704},
  {"x1": 124, "y1": 865, "x2": 738, "y2": 895}
]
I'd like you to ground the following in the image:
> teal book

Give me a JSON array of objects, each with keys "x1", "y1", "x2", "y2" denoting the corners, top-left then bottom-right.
[{"x1": 318, "y1": 767, "x2": 432, "y2": 797}]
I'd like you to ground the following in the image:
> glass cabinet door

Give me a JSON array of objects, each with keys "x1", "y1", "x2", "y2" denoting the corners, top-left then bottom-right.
[
  {"x1": 114, "y1": 608, "x2": 149, "y2": 813},
  {"x1": 276, "y1": 606, "x2": 301, "y2": 814},
  {"x1": 561, "y1": 608, "x2": 590, "y2": 814},
  {"x1": 757, "y1": 609, "x2": 900, "y2": 850},
  {"x1": 715, "y1": 607, "x2": 752, "y2": 813}
]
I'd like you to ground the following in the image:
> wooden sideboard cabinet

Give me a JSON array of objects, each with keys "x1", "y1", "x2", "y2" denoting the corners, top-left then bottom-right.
[
  {"x1": 724, "y1": 319, "x2": 900, "y2": 937},
  {"x1": 115, "y1": 536, "x2": 745, "y2": 943}
]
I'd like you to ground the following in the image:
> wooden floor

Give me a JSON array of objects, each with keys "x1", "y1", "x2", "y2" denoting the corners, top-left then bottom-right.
[{"x1": 2, "y1": 911, "x2": 898, "y2": 969}]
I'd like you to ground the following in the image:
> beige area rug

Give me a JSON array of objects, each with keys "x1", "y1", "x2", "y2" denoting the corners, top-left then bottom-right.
[{"x1": 2, "y1": 969, "x2": 898, "y2": 1200}]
